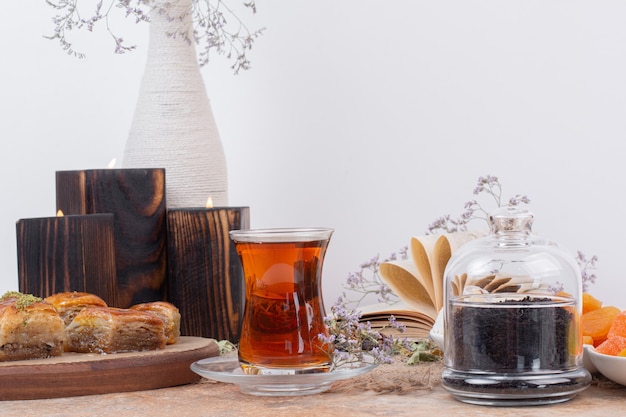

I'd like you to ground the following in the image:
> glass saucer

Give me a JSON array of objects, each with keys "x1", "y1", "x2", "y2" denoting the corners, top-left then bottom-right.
[{"x1": 190, "y1": 355, "x2": 378, "y2": 396}]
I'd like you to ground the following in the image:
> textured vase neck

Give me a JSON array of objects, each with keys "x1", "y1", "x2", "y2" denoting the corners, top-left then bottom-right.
[{"x1": 147, "y1": 0, "x2": 197, "y2": 65}]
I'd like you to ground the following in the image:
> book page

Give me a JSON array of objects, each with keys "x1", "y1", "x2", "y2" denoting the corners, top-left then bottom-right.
[
  {"x1": 442, "y1": 230, "x2": 487, "y2": 252},
  {"x1": 408, "y1": 234, "x2": 440, "y2": 305},
  {"x1": 359, "y1": 301, "x2": 435, "y2": 339},
  {"x1": 376, "y1": 230, "x2": 486, "y2": 330},
  {"x1": 379, "y1": 260, "x2": 438, "y2": 321},
  {"x1": 431, "y1": 235, "x2": 450, "y2": 312},
  {"x1": 432, "y1": 230, "x2": 487, "y2": 311}
]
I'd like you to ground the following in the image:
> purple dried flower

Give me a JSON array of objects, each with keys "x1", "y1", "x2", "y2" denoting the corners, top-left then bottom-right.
[
  {"x1": 321, "y1": 300, "x2": 411, "y2": 368},
  {"x1": 426, "y1": 174, "x2": 530, "y2": 235},
  {"x1": 464, "y1": 199, "x2": 477, "y2": 209},
  {"x1": 577, "y1": 251, "x2": 599, "y2": 292},
  {"x1": 508, "y1": 194, "x2": 531, "y2": 206},
  {"x1": 473, "y1": 175, "x2": 500, "y2": 194},
  {"x1": 341, "y1": 248, "x2": 406, "y2": 307}
]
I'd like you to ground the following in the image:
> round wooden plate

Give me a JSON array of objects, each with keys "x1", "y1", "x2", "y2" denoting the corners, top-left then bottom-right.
[{"x1": 0, "y1": 336, "x2": 219, "y2": 400}]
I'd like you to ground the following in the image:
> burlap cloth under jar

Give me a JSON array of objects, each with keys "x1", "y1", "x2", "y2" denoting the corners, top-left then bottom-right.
[
  {"x1": 330, "y1": 360, "x2": 620, "y2": 394},
  {"x1": 330, "y1": 360, "x2": 444, "y2": 394}
]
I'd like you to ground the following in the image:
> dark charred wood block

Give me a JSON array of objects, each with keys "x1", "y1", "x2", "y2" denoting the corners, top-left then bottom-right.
[
  {"x1": 167, "y1": 207, "x2": 249, "y2": 342},
  {"x1": 17, "y1": 214, "x2": 117, "y2": 303},
  {"x1": 55, "y1": 169, "x2": 166, "y2": 307}
]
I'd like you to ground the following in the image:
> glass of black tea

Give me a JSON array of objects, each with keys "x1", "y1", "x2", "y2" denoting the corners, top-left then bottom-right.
[{"x1": 230, "y1": 228, "x2": 334, "y2": 375}]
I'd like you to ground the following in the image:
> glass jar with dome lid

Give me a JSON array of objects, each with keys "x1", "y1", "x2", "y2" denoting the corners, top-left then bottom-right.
[{"x1": 441, "y1": 206, "x2": 591, "y2": 406}]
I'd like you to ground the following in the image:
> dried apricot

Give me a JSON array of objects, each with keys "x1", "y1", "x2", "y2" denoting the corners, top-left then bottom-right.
[
  {"x1": 608, "y1": 310, "x2": 626, "y2": 339},
  {"x1": 595, "y1": 336, "x2": 626, "y2": 356},
  {"x1": 618, "y1": 348, "x2": 626, "y2": 357},
  {"x1": 582, "y1": 293, "x2": 603, "y2": 314},
  {"x1": 582, "y1": 305, "x2": 621, "y2": 346},
  {"x1": 582, "y1": 335, "x2": 594, "y2": 345}
]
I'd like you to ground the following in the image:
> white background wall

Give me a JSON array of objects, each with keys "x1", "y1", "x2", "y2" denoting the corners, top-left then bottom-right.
[{"x1": 1, "y1": 1, "x2": 624, "y2": 309}]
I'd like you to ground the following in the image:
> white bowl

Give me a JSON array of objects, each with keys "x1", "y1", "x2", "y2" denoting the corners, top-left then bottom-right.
[
  {"x1": 583, "y1": 344, "x2": 598, "y2": 374},
  {"x1": 586, "y1": 346, "x2": 626, "y2": 385}
]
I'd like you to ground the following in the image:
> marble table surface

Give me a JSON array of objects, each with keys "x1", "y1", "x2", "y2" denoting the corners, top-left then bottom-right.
[{"x1": 2, "y1": 362, "x2": 625, "y2": 417}]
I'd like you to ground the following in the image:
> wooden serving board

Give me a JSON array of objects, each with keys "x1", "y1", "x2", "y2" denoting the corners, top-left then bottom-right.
[{"x1": 0, "y1": 336, "x2": 219, "y2": 401}]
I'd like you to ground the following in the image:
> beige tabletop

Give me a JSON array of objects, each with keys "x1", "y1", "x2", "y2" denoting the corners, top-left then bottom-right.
[{"x1": 2, "y1": 361, "x2": 625, "y2": 417}]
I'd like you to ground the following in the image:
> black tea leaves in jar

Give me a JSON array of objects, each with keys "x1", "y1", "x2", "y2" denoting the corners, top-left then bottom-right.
[{"x1": 450, "y1": 296, "x2": 574, "y2": 372}]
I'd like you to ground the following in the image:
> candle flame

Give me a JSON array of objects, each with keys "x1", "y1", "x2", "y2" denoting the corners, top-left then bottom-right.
[
  {"x1": 206, "y1": 197, "x2": 214, "y2": 209},
  {"x1": 107, "y1": 158, "x2": 117, "y2": 169},
  {"x1": 56, "y1": 210, "x2": 64, "y2": 217}
]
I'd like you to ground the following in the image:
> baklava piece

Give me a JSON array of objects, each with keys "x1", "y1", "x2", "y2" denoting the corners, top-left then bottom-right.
[
  {"x1": 0, "y1": 292, "x2": 65, "y2": 361},
  {"x1": 65, "y1": 307, "x2": 167, "y2": 354},
  {"x1": 130, "y1": 301, "x2": 181, "y2": 344},
  {"x1": 44, "y1": 291, "x2": 108, "y2": 326}
]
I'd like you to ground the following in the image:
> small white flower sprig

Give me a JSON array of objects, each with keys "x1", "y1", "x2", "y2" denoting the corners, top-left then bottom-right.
[
  {"x1": 44, "y1": 0, "x2": 264, "y2": 73},
  {"x1": 217, "y1": 339, "x2": 236, "y2": 354}
]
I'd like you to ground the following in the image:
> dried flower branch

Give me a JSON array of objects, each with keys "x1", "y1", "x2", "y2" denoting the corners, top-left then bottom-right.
[
  {"x1": 190, "y1": 0, "x2": 264, "y2": 73},
  {"x1": 425, "y1": 174, "x2": 598, "y2": 291},
  {"x1": 577, "y1": 251, "x2": 598, "y2": 292},
  {"x1": 318, "y1": 302, "x2": 414, "y2": 369},
  {"x1": 44, "y1": 0, "x2": 264, "y2": 73},
  {"x1": 341, "y1": 248, "x2": 407, "y2": 308},
  {"x1": 426, "y1": 175, "x2": 530, "y2": 235}
]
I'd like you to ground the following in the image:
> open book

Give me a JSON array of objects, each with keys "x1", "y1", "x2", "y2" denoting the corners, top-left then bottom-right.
[{"x1": 359, "y1": 231, "x2": 484, "y2": 339}]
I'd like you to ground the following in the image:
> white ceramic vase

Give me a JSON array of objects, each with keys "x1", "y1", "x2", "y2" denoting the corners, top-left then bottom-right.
[{"x1": 123, "y1": 0, "x2": 228, "y2": 208}]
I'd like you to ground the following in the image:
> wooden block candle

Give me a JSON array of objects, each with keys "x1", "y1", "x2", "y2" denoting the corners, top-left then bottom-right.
[
  {"x1": 55, "y1": 168, "x2": 166, "y2": 308},
  {"x1": 17, "y1": 213, "x2": 117, "y2": 303},
  {"x1": 167, "y1": 206, "x2": 249, "y2": 342}
]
